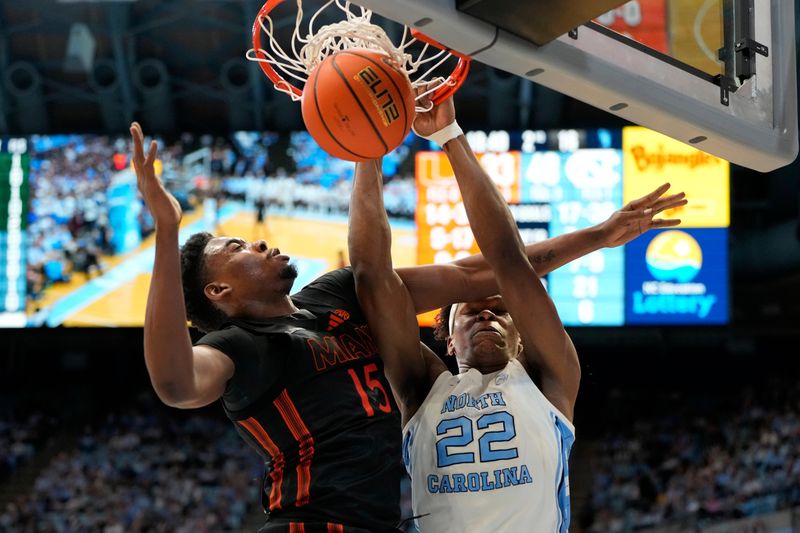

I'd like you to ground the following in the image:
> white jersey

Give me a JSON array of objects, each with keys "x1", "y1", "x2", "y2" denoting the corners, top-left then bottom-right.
[{"x1": 402, "y1": 359, "x2": 575, "y2": 532}]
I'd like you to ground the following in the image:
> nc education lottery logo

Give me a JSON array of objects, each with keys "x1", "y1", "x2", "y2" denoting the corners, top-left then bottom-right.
[
  {"x1": 625, "y1": 229, "x2": 728, "y2": 325},
  {"x1": 645, "y1": 230, "x2": 702, "y2": 283}
]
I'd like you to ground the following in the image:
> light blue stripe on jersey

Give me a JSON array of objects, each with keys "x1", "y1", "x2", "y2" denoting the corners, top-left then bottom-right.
[
  {"x1": 402, "y1": 428, "x2": 413, "y2": 476},
  {"x1": 552, "y1": 413, "x2": 575, "y2": 533}
]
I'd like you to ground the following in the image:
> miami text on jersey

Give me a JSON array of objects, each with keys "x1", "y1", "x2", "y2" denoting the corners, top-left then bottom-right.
[{"x1": 307, "y1": 325, "x2": 379, "y2": 371}]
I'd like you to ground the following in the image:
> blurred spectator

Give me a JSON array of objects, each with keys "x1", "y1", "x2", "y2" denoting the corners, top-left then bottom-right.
[
  {"x1": 0, "y1": 412, "x2": 52, "y2": 480},
  {"x1": 585, "y1": 383, "x2": 800, "y2": 532},
  {"x1": 0, "y1": 409, "x2": 262, "y2": 532}
]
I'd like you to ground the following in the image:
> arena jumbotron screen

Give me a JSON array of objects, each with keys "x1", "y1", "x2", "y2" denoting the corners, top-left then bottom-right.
[{"x1": 0, "y1": 127, "x2": 728, "y2": 328}]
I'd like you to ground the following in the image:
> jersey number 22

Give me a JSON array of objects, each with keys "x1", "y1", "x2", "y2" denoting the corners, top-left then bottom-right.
[{"x1": 436, "y1": 411, "x2": 518, "y2": 467}]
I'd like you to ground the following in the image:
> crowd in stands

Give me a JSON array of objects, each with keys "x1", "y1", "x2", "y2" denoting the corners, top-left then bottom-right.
[
  {"x1": 585, "y1": 383, "x2": 800, "y2": 532},
  {"x1": 0, "y1": 409, "x2": 262, "y2": 532},
  {"x1": 234, "y1": 173, "x2": 416, "y2": 220},
  {"x1": 0, "y1": 412, "x2": 52, "y2": 480},
  {"x1": 26, "y1": 131, "x2": 416, "y2": 316},
  {"x1": 4, "y1": 377, "x2": 798, "y2": 532},
  {"x1": 221, "y1": 131, "x2": 416, "y2": 220},
  {"x1": 27, "y1": 137, "x2": 118, "y2": 308}
]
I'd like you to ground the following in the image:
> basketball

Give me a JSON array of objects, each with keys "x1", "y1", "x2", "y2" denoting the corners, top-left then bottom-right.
[{"x1": 301, "y1": 50, "x2": 415, "y2": 162}]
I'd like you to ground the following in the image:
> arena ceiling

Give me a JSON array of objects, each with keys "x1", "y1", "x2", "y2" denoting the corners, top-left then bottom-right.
[{"x1": 0, "y1": 0, "x2": 616, "y2": 135}]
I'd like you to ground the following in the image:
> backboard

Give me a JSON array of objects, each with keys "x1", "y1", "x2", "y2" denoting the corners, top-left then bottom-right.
[{"x1": 352, "y1": 0, "x2": 797, "y2": 172}]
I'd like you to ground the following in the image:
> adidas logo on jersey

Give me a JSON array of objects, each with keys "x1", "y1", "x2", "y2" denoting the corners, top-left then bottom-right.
[{"x1": 327, "y1": 309, "x2": 351, "y2": 331}]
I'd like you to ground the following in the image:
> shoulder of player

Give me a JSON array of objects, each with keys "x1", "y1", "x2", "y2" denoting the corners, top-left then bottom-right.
[
  {"x1": 512, "y1": 357, "x2": 576, "y2": 424},
  {"x1": 194, "y1": 322, "x2": 248, "y2": 345},
  {"x1": 295, "y1": 267, "x2": 354, "y2": 297},
  {"x1": 192, "y1": 342, "x2": 235, "y2": 367},
  {"x1": 193, "y1": 322, "x2": 279, "y2": 365},
  {"x1": 422, "y1": 344, "x2": 448, "y2": 388},
  {"x1": 293, "y1": 269, "x2": 364, "y2": 319}
]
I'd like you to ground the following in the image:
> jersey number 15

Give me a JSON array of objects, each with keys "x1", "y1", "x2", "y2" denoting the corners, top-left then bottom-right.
[{"x1": 348, "y1": 363, "x2": 392, "y2": 417}]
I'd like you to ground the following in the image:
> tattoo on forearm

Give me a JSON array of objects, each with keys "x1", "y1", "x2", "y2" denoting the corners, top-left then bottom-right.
[{"x1": 532, "y1": 249, "x2": 556, "y2": 265}]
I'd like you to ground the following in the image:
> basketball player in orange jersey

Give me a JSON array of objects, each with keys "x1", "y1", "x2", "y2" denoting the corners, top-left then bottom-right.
[
  {"x1": 130, "y1": 120, "x2": 684, "y2": 532},
  {"x1": 349, "y1": 94, "x2": 686, "y2": 531}
]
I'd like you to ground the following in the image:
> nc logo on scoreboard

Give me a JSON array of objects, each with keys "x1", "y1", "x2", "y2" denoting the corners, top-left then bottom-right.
[{"x1": 625, "y1": 228, "x2": 728, "y2": 325}]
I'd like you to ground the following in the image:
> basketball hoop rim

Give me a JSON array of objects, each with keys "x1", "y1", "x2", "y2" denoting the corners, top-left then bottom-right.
[
  {"x1": 251, "y1": 0, "x2": 471, "y2": 103},
  {"x1": 252, "y1": 0, "x2": 303, "y2": 99}
]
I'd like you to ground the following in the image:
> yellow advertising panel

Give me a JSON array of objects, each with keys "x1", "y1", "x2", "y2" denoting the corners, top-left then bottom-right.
[
  {"x1": 668, "y1": 0, "x2": 724, "y2": 76},
  {"x1": 415, "y1": 151, "x2": 521, "y2": 326},
  {"x1": 623, "y1": 126, "x2": 729, "y2": 227}
]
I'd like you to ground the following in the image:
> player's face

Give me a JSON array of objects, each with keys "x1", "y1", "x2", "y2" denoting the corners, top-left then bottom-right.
[
  {"x1": 203, "y1": 236, "x2": 297, "y2": 298},
  {"x1": 448, "y1": 296, "x2": 521, "y2": 366}
]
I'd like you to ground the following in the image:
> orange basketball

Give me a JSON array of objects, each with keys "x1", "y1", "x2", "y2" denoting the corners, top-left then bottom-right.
[{"x1": 301, "y1": 50, "x2": 415, "y2": 162}]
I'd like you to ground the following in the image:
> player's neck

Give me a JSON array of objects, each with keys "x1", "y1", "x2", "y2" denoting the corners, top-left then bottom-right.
[
  {"x1": 235, "y1": 294, "x2": 298, "y2": 320},
  {"x1": 458, "y1": 360, "x2": 509, "y2": 375}
]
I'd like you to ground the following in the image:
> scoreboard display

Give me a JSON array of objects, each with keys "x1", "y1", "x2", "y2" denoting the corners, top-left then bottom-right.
[
  {"x1": 0, "y1": 138, "x2": 29, "y2": 327},
  {"x1": 522, "y1": 149, "x2": 625, "y2": 325},
  {"x1": 0, "y1": 127, "x2": 728, "y2": 329},
  {"x1": 416, "y1": 127, "x2": 729, "y2": 327}
]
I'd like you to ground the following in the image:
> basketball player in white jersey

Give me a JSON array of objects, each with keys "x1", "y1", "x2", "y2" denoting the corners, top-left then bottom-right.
[{"x1": 349, "y1": 95, "x2": 686, "y2": 531}]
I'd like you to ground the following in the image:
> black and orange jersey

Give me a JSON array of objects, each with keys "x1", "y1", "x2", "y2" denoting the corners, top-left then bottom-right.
[{"x1": 197, "y1": 268, "x2": 402, "y2": 532}]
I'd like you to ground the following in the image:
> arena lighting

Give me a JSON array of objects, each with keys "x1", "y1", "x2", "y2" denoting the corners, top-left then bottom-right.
[{"x1": 64, "y1": 23, "x2": 96, "y2": 73}]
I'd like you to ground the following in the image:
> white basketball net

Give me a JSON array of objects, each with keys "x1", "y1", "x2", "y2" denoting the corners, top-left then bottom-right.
[{"x1": 247, "y1": 0, "x2": 457, "y2": 111}]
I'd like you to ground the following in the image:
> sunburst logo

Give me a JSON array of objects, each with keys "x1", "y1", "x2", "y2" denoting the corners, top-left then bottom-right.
[{"x1": 645, "y1": 230, "x2": 702, "y2": 283}]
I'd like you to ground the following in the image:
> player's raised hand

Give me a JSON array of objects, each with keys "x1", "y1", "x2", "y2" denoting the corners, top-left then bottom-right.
[
  {"x1": 598, "y1": 183, "x2": 687, "y2": 248},
  {"x1": 130, "y1": 122, "x2": 182, "y2": 230},
  {"x1": 412, "y1": 82, "x2": 456, "y2": 138}
]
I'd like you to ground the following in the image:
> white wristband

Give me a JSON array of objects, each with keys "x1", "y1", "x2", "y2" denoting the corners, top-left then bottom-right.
[{"x1": 416, "y1": 121, "x2": 463, "y2": 148}]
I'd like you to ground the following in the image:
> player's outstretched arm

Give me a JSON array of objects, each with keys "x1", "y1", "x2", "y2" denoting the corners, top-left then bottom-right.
[
  {"x1": 414, "y1": 97, "x2": 584, "y2": 418},
  {"x1": 447, "y1": 133, "x2": 580, "y2": 419},
  {"x1": 131, "y1": 123, "x2": 232, "y2": 409},
  {"x1": 397, "y1": 186, "x2": 686, "y2": 315},
  {"x1": 349, "y1": 160, "x2": 443, "y2": 425}
]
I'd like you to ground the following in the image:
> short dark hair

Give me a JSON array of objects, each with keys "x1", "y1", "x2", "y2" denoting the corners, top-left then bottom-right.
[
  {"x1": 433, "y1": 304, "x2": 454, "y2": 341},
  {"x1": 180, "y1": 232, "x2": 228, "y2": 333}
]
